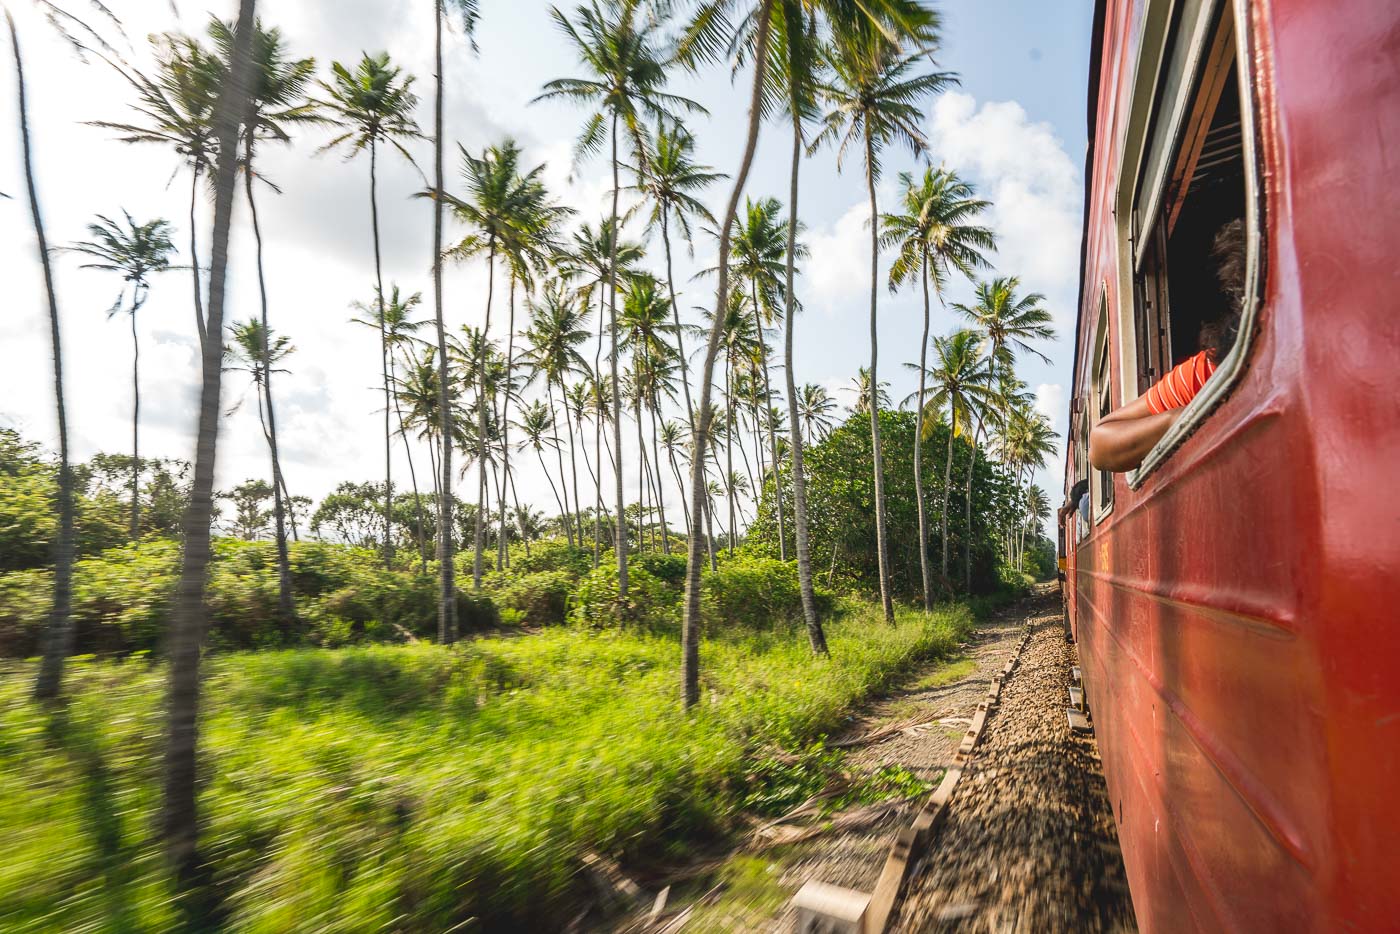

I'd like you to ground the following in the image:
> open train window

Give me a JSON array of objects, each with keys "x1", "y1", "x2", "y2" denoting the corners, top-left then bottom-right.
[
  {"x1": 1091, "y1": 298, "x2": 1114, "y2": 520},
  {"x1": 1122, "y1": 0, "x2": 1263, "y2": 484}
]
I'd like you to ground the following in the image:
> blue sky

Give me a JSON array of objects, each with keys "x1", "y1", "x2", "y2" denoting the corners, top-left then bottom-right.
[{"x1": 1, "y1": 0, "x2": 1093, "y2": 531}]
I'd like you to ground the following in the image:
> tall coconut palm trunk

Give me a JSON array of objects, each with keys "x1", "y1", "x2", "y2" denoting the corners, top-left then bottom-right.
[
  {"x1": 14, "y1": 15, "x2": 76, "y2": 702},
  {"x1": 940, "y1": 416, "x2": 956, "y2": 583},
  {"x1": 662, "y1": 215, "x2": 694, "y2": 435},
  {"x1": 391, "y1": 356, "x2": 430, "y2": 572},
  {"x1": 474, "y1": 246, "x2": 495, "y2": 590},
  {"x1": 432, "y1": 0, "x2": 456, "y2": 644},
  {"x1": 681, "y1": 0, "x2": 775, "y2": 708},
  {"x1": 648, "y1": 400, "x2": 670, "y2": 553},
  {"x1": 594, "y1": 296, "x2": 605, "y2": 565},
  {"x1": 188, "y1": 166, "x2": 207, "y2": 348},
  {"x1": 161, "y1": 0, "x2": 256, "y2": 908},
  {"x1": 864, "y1": 137, "x2": 894, "y2": 624},
  {"x1": 912, "y1": 252, "x2": 933, "y2": 607},
  {"x1": 963, "y1": 416, "x2": 984, "y2": 592},
  {"x1": 547, "y1": 384, "x2": 575, "y2": 546},
  {"x1": 499, "y1": 278, "x2": 517, "y2": 571},
  {"x1": 751, "y1": 279, "x2": 784, "y2": 560},
  {"x1": 130, "y1": 295, "x2": 143, "y2": 538},
  {"x1": 667, "y1": 447, "x2": 690, "y2": 536},
  {"x1": 563, "y1": 386, "x2": 586, "y2": 552},
  {"x1": 244, "y1": 152, "x2": 295, "y2": 631},
  {"x1": 371, "y1": 141, "x2": 394, "y2": 569},
  {"x1": 783, "y1": 115, "x2": 826, "y2": 655},
  {"x1": 608, "y1": 115, "x2": 628, "y2": 592},
  {"x1": 724, "y1": 363, "x2": 736, "y2": 555}
]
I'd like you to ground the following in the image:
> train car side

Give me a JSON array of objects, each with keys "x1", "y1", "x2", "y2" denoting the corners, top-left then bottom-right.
[{"x1": 1063, "y1": 0, "x2": 1400, "y2": 930}]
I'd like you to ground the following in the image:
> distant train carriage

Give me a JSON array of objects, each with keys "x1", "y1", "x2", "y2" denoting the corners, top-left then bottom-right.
[{"x1": 1061, "y1": 0, "x2": 1400, "y2": 930}]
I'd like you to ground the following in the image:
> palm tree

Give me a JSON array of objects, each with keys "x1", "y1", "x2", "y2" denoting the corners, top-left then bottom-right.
[
  {"x1": 320, "y1": 50, "x2": 422, "y2": 568},
  {"x1": 515, "y1": 401, "x2": 572, "y2": 531},
  {"x1": 768, "y1": 3, "x2": 828, "y2": 654},
  {"x1": 522, "y1": 281, "x2": 594, "y2": 548},
  {"x1": 435, "y1": 139, "x2": 563, "y2": 588},
  {"x1": 160, "y1": 0, "x2": 258, "y2": 911},
  {"x1": 848, "y1": 366, "x2": 891, "y2": 414},
  {"x1": 430, "y1": 0, "x2": 480, "y2": 644},
  {"x1": 626, "y1": 118, "x2": 722, "y2": 434},
  {"x1": 1022, "y1": 485, "x2": 1051, "y2": 570},
  {"x1": 726, "y1": 195, "x2": 800, "y2": 560},
  {"x1": 797, "y1": 383, "x2": 836, "y2": 443},
  {"x1": 67, "y1": 211, "x2": 177, "y2": 539},
  {"x1": 562, "y1": 220, "x2": 642, "y2": 564},
  {"x1": 908, "y1": 329, "x2": 998, "y2": 586},
  {"x1": 1000, "y1": 405, "x2": 1057, "y2": 568},
  {"x1": 92, "y1": 32, "x2": 222, "y2": 347},
  {"x1": 210, "y1": 16, "x2": 318, "y2": 627},
  {"x1": 225, "y1": 321, "x2": 296, "y2": 502},
  {"x1": 882, "y1": 166, "x2": 993, "y2": 605},
  {"x1": 952, "y1": 275, "x2": 1054, "y2": 455},
  {"x1": 706, "y1": 291, "x2": 758, "y2": 556},
  {"x1": 953, "y1": 276, "x2": 1053, "y2": 569},
  {"x1": 812, "y1": 22, "x2": 955, "y2": 622},
  {"x1": 536, "y1": 0, "x2": 703, "y2": 595},
  {"x1": 620, "y1": 274, "x2": 680, "y2": 553},
  {"x1": 353, "y1": 285, "x2": 431, "y2": 568},
  {"x1": 676, "y1": 0, "x2": 941, "y2": 675},
  {"x1": 496, "y1": 171, "x2": 570, "y2": 567},
  {"x1": 11, "y1": 10, "x2": 76, "y2": 703}
]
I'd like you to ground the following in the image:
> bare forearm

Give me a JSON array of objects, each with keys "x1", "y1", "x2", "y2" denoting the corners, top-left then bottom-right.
[{"x1": 1089, "y1": 408, "x2": 1181, "y2": 472}]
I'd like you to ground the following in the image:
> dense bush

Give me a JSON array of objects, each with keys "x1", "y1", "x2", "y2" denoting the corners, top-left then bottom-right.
[
  {"x1": 569, "y1": 562, "x2": 674, "y2": 629},
  {"x1": 0, "y1": 538, "x2": 495, "y2": 657},
  {"x1": 702, "y1": 556, "x2": 802, "y2": 631},
  {"x1": 490, "y1": 570, "x2": 573, "y2": 626},
  {"x1": 630, "y1": 551, "x2": 687, "y2": 585},
  {"x1": 507, "y1": 540, "x2": 593, "y2": 578},
  {"x1": 747, "y1": 411, "x2": 1023, "y2": 598}
]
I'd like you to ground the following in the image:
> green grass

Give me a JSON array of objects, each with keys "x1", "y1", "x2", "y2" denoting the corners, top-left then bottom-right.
[
  {"x1": 914, "y1": 656, "x2": 978, "y2": 689},
  {"x1": 0, "y1": 600, "x2": 973, "y2": 932}
]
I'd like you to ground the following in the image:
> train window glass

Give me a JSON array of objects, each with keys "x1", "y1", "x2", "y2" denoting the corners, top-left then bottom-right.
[
  {"x1": 1131, "y1": 0, "x2": 1244, "y2": 393},
  {"x1": 1091, "y1": 299, "x2": 1114, "y2": 519}
]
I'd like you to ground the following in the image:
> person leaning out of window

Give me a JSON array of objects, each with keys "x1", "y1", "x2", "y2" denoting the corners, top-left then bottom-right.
[{"x1": 1089, "y1": 220, "x2": 1245, "y2": 472}]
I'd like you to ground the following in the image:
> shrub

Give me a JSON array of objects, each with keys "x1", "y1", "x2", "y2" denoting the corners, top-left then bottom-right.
[
  {"x1": 569, "y1": 563, "x2": 670, "y2": 629},
  {"x1": 490, "y1": 570, "x2": 573, "y2": 627},
  {"x1": 701, "y1": 556, "x2": 804, "y2": 631},
  {"x1": 508, "y1": 540, "x2": 592, "y2": 579},
  {"x1": 629, "y1": 551, "x2": 686, "y2": 586},
  {"x1": 0, "y1": 538, "x2": 469, "y2": 656},
  {"x1": 456, "y1": 590, "x2": 500, "y2": 631}
]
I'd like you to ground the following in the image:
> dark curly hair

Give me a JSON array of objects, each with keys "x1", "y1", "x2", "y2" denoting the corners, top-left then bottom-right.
[{"x1": 1200, "y1": 219, "x2": 1246, "y2": 361}]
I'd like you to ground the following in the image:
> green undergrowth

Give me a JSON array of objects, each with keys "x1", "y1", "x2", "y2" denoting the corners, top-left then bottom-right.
[{"x1": 0, "y1": 598, "x2": 975, "y2": 932}]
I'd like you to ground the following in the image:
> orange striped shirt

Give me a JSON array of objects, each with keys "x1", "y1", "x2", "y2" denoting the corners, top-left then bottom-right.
[{"x1": 1145, "y1": 350, "x2": 1217, "y2": 414}]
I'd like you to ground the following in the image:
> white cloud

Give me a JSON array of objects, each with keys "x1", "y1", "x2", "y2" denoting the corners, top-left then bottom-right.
[
  {"x1": 926, "y1": 92, "x2": 1081, "y2": 327},
  {"x1": 1034, "y1": 382, "x2": 1066, "y2": 433}
]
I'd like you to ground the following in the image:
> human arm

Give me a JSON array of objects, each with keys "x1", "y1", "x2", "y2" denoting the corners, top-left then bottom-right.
[{"x1": 1089, "y1": 394, "x2": 1183, "y2": 472}]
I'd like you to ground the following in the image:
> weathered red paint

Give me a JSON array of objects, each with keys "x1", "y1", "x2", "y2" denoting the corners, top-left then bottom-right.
[{"x1": 1063, "y1": 0, "x2": 1400, "y2": 930}]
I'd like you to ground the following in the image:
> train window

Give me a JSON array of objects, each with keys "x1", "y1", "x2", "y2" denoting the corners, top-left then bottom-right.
[
  {"x1": 1091, "y1": 299, "x2": 1114, "y2": 519},
  {"x1": 1120, "y1": 0, "x2": 1262, "y2": 485},
  {"x1": 1132, "y1": 0, "x2": 1244, "y2": 391}
]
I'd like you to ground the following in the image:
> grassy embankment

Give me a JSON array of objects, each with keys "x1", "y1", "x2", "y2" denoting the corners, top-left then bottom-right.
[{"x1": 0, "y1": 599, "x2": 978, "y2": 931}]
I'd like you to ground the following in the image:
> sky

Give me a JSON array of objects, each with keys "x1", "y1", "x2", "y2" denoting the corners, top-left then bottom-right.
[{"x1": 0, "y1": 0, "x2": 1093, "y2": 537}]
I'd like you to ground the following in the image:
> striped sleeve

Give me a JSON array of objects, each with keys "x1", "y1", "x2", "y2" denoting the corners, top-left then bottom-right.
[{"x1": 1145, "y1": 351, "x2": 1217, "y2": 414}]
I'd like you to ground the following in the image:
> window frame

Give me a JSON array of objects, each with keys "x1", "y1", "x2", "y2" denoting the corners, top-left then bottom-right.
[
  {"x1": 1110, "y1": 0, "x2": 1266, "y2": 489},
  {"x1": 1090, "y1": 294, "x2": 1115, "y2": 522}
]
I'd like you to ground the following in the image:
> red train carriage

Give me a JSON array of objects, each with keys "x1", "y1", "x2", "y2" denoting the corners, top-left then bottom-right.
[{"x1": 1060, "y1": 0, "x2": 1400, "y2": 929}]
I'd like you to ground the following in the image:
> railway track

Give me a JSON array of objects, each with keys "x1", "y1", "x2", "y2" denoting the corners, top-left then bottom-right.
[{"x1": 886, "y1": 599, "x2": 1135, "y2": 933}]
